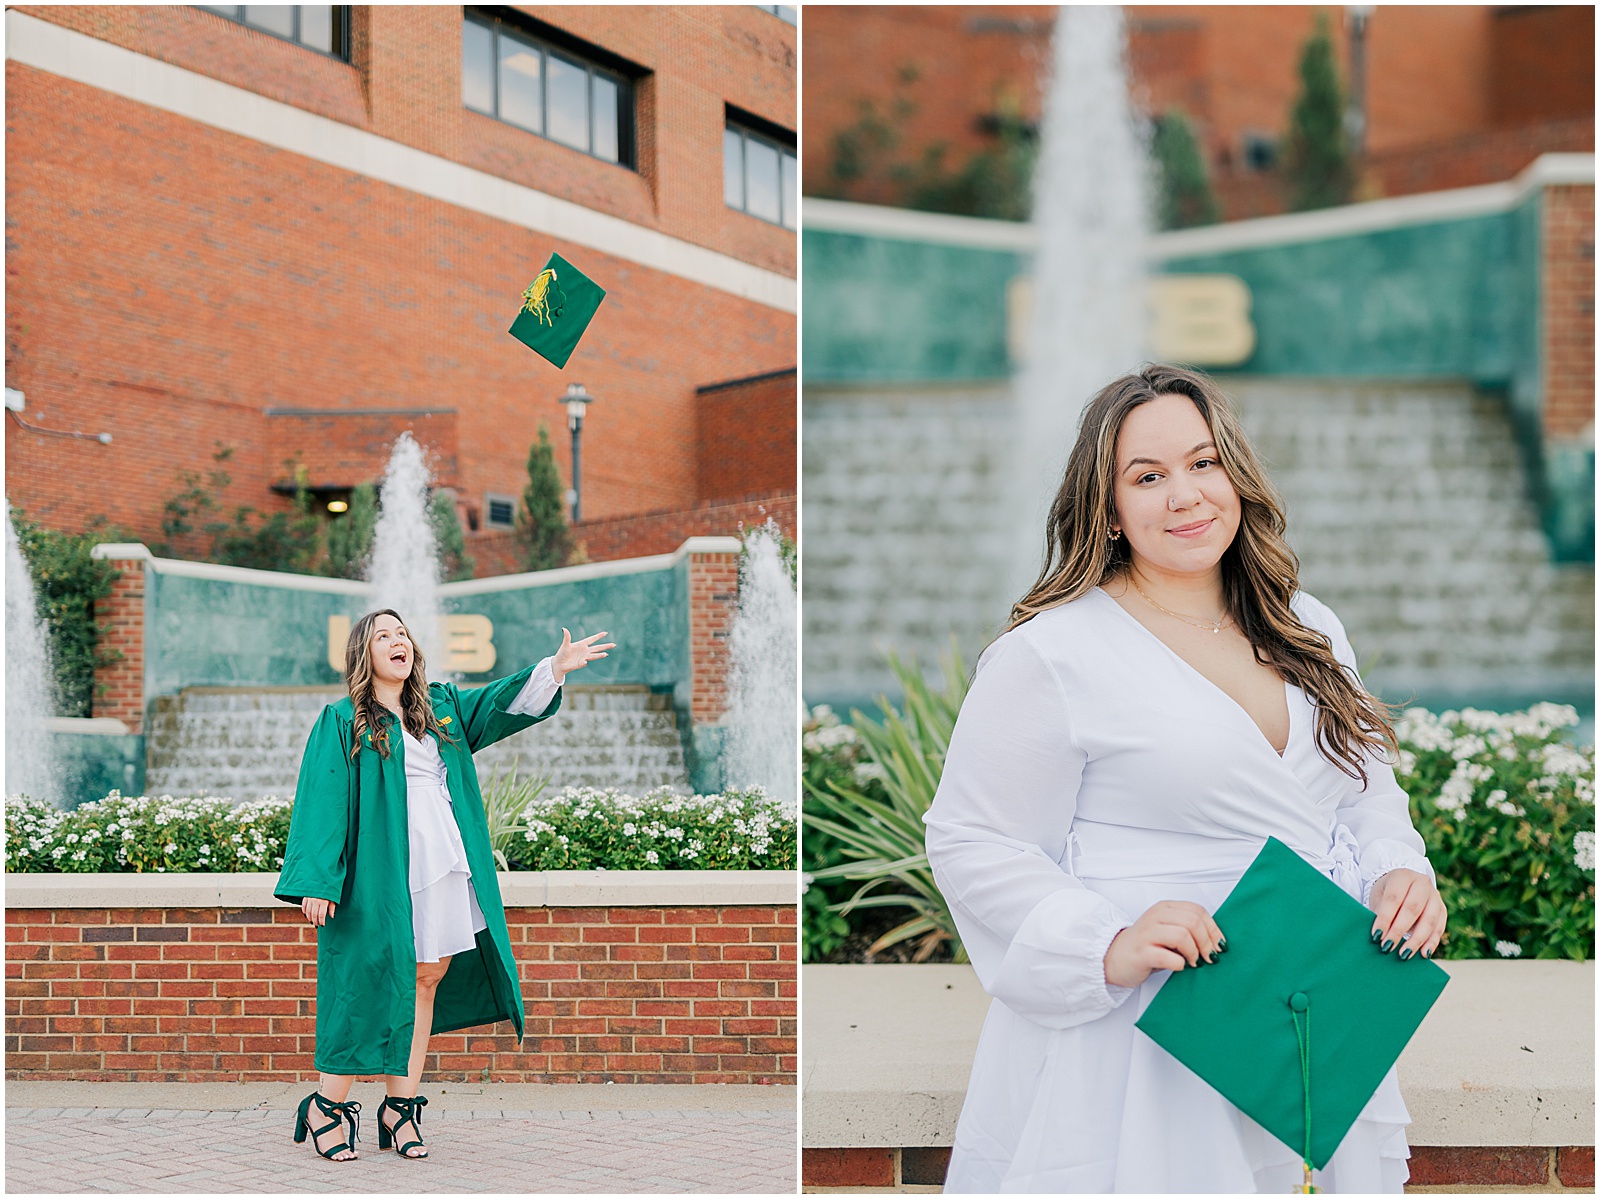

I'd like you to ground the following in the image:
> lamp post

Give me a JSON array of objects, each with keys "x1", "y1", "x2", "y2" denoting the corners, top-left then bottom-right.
[
  {"x1": 559, "y1": 382, "x2": 592, "y2": 523},
  {"x1": 1345, "y1": 6, "x2": 1372, "y2": 161}
]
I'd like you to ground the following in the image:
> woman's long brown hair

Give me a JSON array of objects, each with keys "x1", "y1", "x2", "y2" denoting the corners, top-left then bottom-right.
[
  {"x1": 344, "y1": 608, "x2": 457, "y2": 759},
  {"x1": 1006, "y1": 364, "x2": 1398, "y2": 784}
]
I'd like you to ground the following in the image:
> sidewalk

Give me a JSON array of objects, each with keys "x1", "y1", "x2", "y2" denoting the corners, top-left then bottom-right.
[{"x1": 5, "y1": 1082, "x2": 797, "y2": 1194}]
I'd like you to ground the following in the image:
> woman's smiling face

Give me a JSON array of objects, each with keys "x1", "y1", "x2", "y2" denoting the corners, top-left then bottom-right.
[
  {"x1": 1111, "y1": 393, "x2": 1242, "y2": 576},
  {"x1": 368, "y1": 613, "x2": 414, "y2": 686}
]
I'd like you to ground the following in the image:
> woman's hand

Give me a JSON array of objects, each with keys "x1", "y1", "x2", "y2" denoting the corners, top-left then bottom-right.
[
  {"x1": 551, "y1": 628, "x2": 616, "y2": 685},
  {"x1": 1104, "y1": 900, "x2": 1225, "y2": 989},
  {"x1": 301, "y1": 897, "x2": 335, "y2": 927},
  {"x1": 1368, "y1": 868, "x2": 1447, "y2": 960}
]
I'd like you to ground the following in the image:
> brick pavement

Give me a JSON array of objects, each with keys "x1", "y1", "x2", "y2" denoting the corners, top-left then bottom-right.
[{"x1": 6, "y1": 1104, "x2": 796, "y2": 1193}]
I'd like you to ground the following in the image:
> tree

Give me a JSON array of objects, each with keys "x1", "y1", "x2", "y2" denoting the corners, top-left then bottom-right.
[
  {"x1": 1283, "y1": 12, "x2": 1354, "y2": 212},
  {"x1": 323, "y1": 482, "x2": 377, "y2": 580},
  {"x1": 517, "y1": 423, "x2": 573, "y2": 572},
  {"x1": 429, "y1": 490, "x2": 476, "y2": 582},
  {"x1": 1151, "y1": 109, "x2": 1219, "y2": 230},
  {"x1": 8, "y1": 508, "x2": 126, "y2": 717},
  {"x1": 155, "y1": 447, "x2": 323, "y2": 574}
]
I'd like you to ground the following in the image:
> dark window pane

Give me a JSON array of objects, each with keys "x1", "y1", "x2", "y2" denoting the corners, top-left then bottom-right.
[
  {"x1": 724, "y1": 127, "x2": 744, "y2": 209},
  {"x1": 592, "y1": 74, "x2": 619, "y2": 163},
  {"x1": 781, "y1": 149, "x2": 797, "y2": 229},
  {"x1": 300, "y1": 5, "x2": 333, "y2": 52},
  {"x1": 546, "y1": 54, "x2": 589, "y2": 151},
  {"x1": 462, "y1": 19, "x2": 495, "y2": 113},
  {"x1": 744, "y1": 135, "x2": 780, "y2": 223},
  {"x1": 487, "y1": 498, "x2": 515, "y2": 526},
  {"x1": 243, "y1": 5, "x2": 295, "y2": 37},
  {"x1": 499, "y1": 32, "x2": 543, "y2": 132}
]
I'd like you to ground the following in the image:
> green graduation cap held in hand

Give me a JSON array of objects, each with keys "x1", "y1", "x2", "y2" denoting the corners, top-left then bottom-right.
[
  {"x1": 1135, "y1": 836, "x2": 1449, "y2": 1191},
  {"x1": 508, "y1": 252, "x2": 606, "y2": 369}
]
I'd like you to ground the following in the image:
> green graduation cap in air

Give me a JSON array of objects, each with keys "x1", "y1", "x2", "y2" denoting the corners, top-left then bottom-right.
[
  {"x1": 1135, "y1": 836, "x2": 1449, "y2": 1192},
  {"x1": 508, "y1": 251, "x2": 606, "y2": 369}
]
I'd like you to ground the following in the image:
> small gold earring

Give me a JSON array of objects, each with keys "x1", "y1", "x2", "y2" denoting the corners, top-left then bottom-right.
[{"x1": 1107, "y1": 528, "x2": 1121, "y2": 541}]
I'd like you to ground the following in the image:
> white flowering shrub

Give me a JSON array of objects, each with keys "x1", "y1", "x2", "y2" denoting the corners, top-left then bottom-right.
[
  {"x1": 507, "y1": 785, "x2": 795, "y2": 871},
  {"x1": 5, "y1": 792, "x2": 291, "y2": 874},
  {"x1": 1395, "y1": 704, "x2": 1594, "y2": 960}
]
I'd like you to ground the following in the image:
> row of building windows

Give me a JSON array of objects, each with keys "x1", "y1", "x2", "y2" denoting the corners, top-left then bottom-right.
[{"x1": 197, "y1": 5, "x2": 796, "y2": 228}]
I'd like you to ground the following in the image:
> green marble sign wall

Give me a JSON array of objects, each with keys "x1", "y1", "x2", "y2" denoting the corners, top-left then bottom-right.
[{"x1": 143, "y1": 563, "x2": 687, "y2": 700}]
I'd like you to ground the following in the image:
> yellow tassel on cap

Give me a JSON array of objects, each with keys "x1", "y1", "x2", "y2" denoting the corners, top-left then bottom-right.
[{"x1": 522, "y1": 268, "x2": 560, "y2": 326}]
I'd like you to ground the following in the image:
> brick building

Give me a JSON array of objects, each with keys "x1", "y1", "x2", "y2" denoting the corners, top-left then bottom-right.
[
  {"x1": 5, "y1": 5, "x2": 797, "y2": 573},
  {"x1": 803, "y1": 5, "x2": 1594, "y2": 220}
]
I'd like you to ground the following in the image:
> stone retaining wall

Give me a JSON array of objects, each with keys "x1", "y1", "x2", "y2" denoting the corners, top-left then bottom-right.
[{"x1": 5, "y1": 872, "x2": 796, "y2": 1085}]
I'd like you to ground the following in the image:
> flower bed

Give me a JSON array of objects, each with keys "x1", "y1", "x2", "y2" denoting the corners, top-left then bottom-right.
[
  {"x1": 6, "y1": 785, "x2": 796, "y2": 875},
  {"x1": 803, "y1": 673, "x2": 1596, "y2": 962}
]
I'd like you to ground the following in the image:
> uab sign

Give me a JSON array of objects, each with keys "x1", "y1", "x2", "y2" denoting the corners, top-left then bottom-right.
[{"x1": 327, "y1": 614, "x2": 497, "y2": 674}]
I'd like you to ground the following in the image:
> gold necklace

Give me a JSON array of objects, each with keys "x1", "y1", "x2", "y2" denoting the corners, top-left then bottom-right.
[{"x1": 1128, "y1": 575, "x2": 1234, "y2": 635}]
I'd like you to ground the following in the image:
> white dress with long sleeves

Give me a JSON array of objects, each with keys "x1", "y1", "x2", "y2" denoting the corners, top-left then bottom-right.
[
  {"x1": 404, "y1": 658, "x2": 560, "y2": 963},
  {"x1": 923, "y1": 588, "x2": 1435, "y2": 1194}
]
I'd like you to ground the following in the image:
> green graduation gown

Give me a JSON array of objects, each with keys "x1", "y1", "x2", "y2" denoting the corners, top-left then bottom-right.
[{"x1": 274, "y1": 664, "x2": 560, "y2": 1076}]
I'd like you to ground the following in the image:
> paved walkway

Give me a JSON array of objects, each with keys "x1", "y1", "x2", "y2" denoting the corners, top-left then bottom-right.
[{"x1": 5, "y1": 1083, "x2": 796, "y2": 1194}]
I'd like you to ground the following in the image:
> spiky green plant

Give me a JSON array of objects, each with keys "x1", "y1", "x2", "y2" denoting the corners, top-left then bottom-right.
[{"x1": 804, "y1": 645, "x2": 970, "y2": 961}]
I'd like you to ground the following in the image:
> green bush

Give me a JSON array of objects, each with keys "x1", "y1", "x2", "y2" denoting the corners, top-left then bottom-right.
[
  {"x1": 518, "y1": 423, "x2": 574, "y2": 572},
  {"x1": 804, "y1": 649, "x2": 970, "y2": 963},
  {"x1": 505, "y1": 785, "x2": 795, "y2": 871},
  {"x1": 1283, "y1": 12, "x2": 1354, "y2": 211},
  {"x1": 6, "y1": 793, "x2": 291, "y2": 874},
  {"x1": 1152, "y1": 108, "x2": 1219, "y2": 230},
  {"x1": 6, "y1": 783, "x2": 796, "y2": 875},
  {"x1": 429, "y1": 490, "x2": 475, "y2": 582},
  {"x1": 801, "y1": 704, "x2": 864, "y2": 961},
  {"x1": 1394, "y1": 704, "x2": 1594, "y2": 960},
  {"x1": 7, "y1": 508, "x2": 124, "y2": 717},
  {"x1": 802, "y1": 670, "x2": 1595, "y2": 962},
  {"x1": 323, "y1": 482, "x2": 377, "y2": 580}
]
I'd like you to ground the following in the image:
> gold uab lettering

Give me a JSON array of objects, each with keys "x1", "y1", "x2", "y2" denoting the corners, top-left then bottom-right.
[
  {"x1": 327, "y1": 614, "x2": 497, "y2": 674},
  {"x1": 1149, "y1": 275, "x2": 1256, "y2": 366}
]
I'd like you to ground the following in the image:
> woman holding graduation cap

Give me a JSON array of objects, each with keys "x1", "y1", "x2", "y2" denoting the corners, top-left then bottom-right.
[
  {"x1": 275, "y1": 610, "x2": 614, "y2": 1162},
  {"x1": 925, "y1": 365, "x2": 1448, "y2": 1193}
]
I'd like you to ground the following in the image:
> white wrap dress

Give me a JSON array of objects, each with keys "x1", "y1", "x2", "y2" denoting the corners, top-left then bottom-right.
[
  {"x1": 924, "y1": 588, "x2": 1435, "y2": 1194},
  {"x1": 403, "y1": 658, "x2": 559, "y2": 963}
]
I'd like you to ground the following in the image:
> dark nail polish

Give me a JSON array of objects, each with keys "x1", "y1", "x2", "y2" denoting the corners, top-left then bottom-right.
[
  {"x1": 1205, "y1": 952, "x2": 1216, "y2": 965},
  {"x1": 1398, "y1": 947, "x2": 1413, "y2": 961},
  {"x1": 1370, "y1": 929, "x2": 1382, "y2": 944},
  {"x1": 1422, "y1": 948, "x2": 1432, "y2": 959},
  {"x1": 1381, "y1": 939, "x2": 1394, "y2": 953},
  {"x1": 1218, "y1": 939, "x2": 1228, "y2": 953}
]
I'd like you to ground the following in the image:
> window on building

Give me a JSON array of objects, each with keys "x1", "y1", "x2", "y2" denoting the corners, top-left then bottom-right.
[
  {"x1": 485, "y1": 494, "x2": 518, "y2": 529},
  {"x1": 1242, "y1": 132, "x2": 1278, "y2": 172},
  {"x1": 753, "y1": 5, "x2": 797, "y2": 24},
  {"x1": 462, "y1": 11, "x2": 635, "y2": 168},
  {"x1": 197, "y1": 6, "x2": 350, "y2": 58},
  {"x1": 724, "y1": 111, "x2": 797, "y2": 229}
]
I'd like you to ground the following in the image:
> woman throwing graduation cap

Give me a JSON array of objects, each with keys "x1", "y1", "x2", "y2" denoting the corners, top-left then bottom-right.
[
  {"x1": 924, "y1": 365, "x2": 1447, "y2": 1193},
  {"x1": 275, "y1": 610, "x2": 614, "y2": 1163}
]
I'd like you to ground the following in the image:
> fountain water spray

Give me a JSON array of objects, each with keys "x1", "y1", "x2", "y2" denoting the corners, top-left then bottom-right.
[
  {"x1": 6, "y1": 500, "x2": 63, "y2": 805},
  {"x1": 1009, "y1": 5, "x2": 1150, "y2": 599},
  {"x1": 367, "y1": 432, "x2": 444, "y2": 680},
  {"x1": 722, "y1": 520, "x2": 797, "y2": 806}
]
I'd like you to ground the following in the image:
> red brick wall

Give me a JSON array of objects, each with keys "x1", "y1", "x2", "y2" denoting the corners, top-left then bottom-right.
[
  {"x1": 800, "y1": 1145, "x2": 1596, "y2": 1190},
  {"x1": 1543, "y1": 184, "x2": 1596, "y2": 442},
  {"x1": 13, "y1": 5, "x2": 797, "y2": 275},
  {"x1": 698, "y1": 370, "x2": 797, "y2": 505},
  {"x1": 688, "y1": 553, "x2": 738, "y2": 726},
  {"x1": 5, "y1": 6, "x2": 795, "y2": 550},
  {"x1": 803, "y1": 6, "x2": 1593, "y2": 221},
  {"x1": 92, "y1": 556, "x2": 146, "y2": 733},
  {"x1": 266, "y1": 409, "x2": 461, "y2": 493},
  {"x1": 6, "y1": 902, "x2": 797, "y2": 1084},
  {"x1": 472, "y1": 494, "x2": 796, "y2": 576},
  {"x1": 1488, "y1": 6, "x2": 1595, "y2": 129}
]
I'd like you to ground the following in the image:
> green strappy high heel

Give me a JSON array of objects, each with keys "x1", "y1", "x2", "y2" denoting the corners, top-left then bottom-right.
[
  {"x1": 377, "y1": 1094, "x2": 429, "y2": 1159},
  {"x1": 293, "y1": 1091, "x2": 361, "y2": 1161}
]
